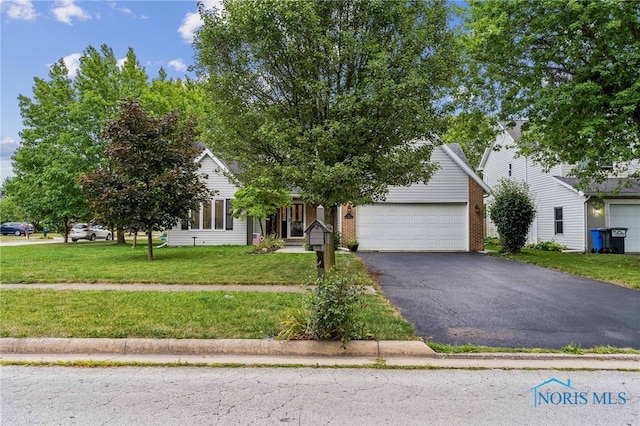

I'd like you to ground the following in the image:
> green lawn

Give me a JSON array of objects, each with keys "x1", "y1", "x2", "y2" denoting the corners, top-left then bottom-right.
[
  {"x1": 0, "y1": 242, "x2": 364, "y2": 284},
  {"x1": 0, "y1": 243, "x2": 416, "y2": 341},
  {"x1": 0, "y1": 289, "x2": 416, "y2": 340},
  {"x1": 499, "y1": 250, "x2": 640, "y2": 289}
]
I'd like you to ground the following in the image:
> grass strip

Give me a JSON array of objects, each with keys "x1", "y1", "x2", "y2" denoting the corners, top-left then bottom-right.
[
  {"x1": 493, "y1": 250, "x2": 640, "y2": 289},
  {"x1": 0, "y1": 289, "x2": 416, "y2": 340}
]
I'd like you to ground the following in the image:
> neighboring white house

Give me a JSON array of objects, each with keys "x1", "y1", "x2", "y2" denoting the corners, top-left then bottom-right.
[{"x1": 479, "y1": 121, "x2": 640, "y2": 253}]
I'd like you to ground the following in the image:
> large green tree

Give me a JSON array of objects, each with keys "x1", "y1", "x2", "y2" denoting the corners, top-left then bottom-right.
[
  {"x1": 80, "y1": 99, "x2": 212, "y2": 260},
  {"x1": 9, "y1": 44, "x2": 204, "y2": 242},
  {"x1": 460, "y1": 0, "x2": 640, "y2": 182},
  {"x1": 194, "y1": 0, "x2": 458, "y2": 267},
  {"x1": 9, "y1": 61, "x2": 88, "y2": 241}
]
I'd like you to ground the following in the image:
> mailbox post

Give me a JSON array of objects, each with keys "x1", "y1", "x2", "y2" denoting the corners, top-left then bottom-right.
[{"x1": 305, "y1": 206, "x2": 332, "y2": 279}]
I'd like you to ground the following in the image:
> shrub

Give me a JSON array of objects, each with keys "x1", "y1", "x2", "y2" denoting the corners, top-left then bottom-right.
[
  {"x1": 489, "y1": 179, "x2": 536, "y2": 254},
  {"x1": 307, "y1": 273, "x2": 366, "y2": 347},
  {"x1": 277, "y1": 273, "x2": 367, "y2": 347},
  {"x1": 333, "y1": 230, "x2": 342, "y2": 249},
  {"x1": 526, "y1": 240, "x2": 566, "y2": 252},
  {"x1": 483, "y1": 236, "x2": 501, "y2": 247},
  {"x1": 249, "y1": 235, "x2": 285, "y2": 254}
]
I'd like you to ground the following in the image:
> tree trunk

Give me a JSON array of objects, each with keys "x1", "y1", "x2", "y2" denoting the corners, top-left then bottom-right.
[
  {"x1": 117, "y1": 227, "x2": 126, "y2": 244},
  {"x1": 323, "y1": 205, "x2": 336, "y2": 270},
  {"x1": 63, "y1": 218, "x2": 70, "y2": 243},
  {"x1": 147, "y1": 230, "x2": 153, "y2": 261}
]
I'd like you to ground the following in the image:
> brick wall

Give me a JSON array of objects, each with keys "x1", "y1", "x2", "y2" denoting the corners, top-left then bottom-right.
[
  {"x1": 469, "y1": 177, "x2": 485, "y2": 251},
  {"x1": 340, "y1": 204, "x2": 357, "y2": 246}
]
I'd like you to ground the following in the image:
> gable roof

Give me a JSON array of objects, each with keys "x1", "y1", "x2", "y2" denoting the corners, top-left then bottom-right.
[
  {"x1": 441, "y1": 143, "x2": 491, "y2": 193},
  {"x1": 478, "y1": 120, "x2": 528, "y2": 170},
  {"x1": 554, "y1": 177, "x2": 640, "y2": 196}
]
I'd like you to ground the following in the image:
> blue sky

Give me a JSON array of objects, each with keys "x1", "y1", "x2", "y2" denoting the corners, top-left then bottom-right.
[{"x1": 0, "y1": 0, "x2": 221, "y2": 182}]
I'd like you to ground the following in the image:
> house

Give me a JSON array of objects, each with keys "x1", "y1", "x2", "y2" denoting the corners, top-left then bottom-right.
[
  {"x1": 168, "y1": 144, "x2": 490, "y2": 252},
  {"x1": 166, "y1": 147, "x2": 321, "y2": 247},
  {"x1": 479, "y1": 121, "x2": 640, "y2": 253},
  {"x1": 166, "y1": 148, "x2": 248, "y2": 247}
]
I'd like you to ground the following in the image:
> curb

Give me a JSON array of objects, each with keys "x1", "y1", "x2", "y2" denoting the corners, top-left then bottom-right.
[{"x1": 0, "y1": 338, "x2": 435, "y2": 358}]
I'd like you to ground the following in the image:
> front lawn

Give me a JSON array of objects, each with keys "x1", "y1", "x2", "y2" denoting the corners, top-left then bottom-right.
[
  {"x1": 0, "y1": 243, "x2": 364, "y2": 284},
  {"x1": 0, "y1": 290, "x2": 416, "y2": 340},
  {"x1": 500, "y1": 250, "x2": 640, "y2": 289}
]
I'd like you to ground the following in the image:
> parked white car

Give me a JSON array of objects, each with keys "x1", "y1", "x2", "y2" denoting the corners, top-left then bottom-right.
[{"x1": 70, "y1": 223, "x2": 112, "y2": 242}]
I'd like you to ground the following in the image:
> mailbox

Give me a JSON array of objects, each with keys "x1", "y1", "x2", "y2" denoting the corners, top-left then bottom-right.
[{"x1": 305, "y1": 219, "x2": 331, "y2": 251}]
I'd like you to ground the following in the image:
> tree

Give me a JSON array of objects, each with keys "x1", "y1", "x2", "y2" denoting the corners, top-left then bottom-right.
[
  {"x1": 0, "y1": 195, "x2": 27, "y2": 224},
  {"x1": 80, "y1": 99, "x2": 212, "y2": 260},
  {"x1": 230, "y1": 178, "x2": 291, "y2": 236},
  {"x1": 9, "y1": 45, "x2": 151, "y2": 242},
  {"x1": 461, "y1": 0, "x2": 640, "y2": 182},
  {"x1": 9, "y1": 44, "x2": 200, "y2": 243},
  {"x1": 194, "y1": 0, "x2": 458, "y2": 268},
  {"x1": 9, "y1": 61, "x2": 89, "y2": 241},
  {"x1": 489, "y1": 179, "x2": 536, "y2": 254}
]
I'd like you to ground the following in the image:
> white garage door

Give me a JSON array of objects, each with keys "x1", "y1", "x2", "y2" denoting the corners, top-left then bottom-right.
[
  {"x1": 609, "y1": 204, "x2": 640, "y2": 253},
  {"x1": 357, "y1": 203, "x2": 467, "y2": 251}
]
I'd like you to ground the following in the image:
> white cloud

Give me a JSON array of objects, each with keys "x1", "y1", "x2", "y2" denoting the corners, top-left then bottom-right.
[
  {"x1": 108, "y1": 1, "x2": 131, "y2": 15},
  {"x1": 178, "y1": 0, "x2": 223, "y2": 43},
  {"x1": 0, "y1": 136, "x2": 19, "y2": 160},
  {"x1": 3, "y1": 0, "x2": 37, "y2": 21},
  {"x1": 116, "y1": 57, "x2": 126, "y2": 69},
  {"x1": 168, "y1": 59, "x2": 188, "y2": 73},
  {"x1": 62, "y1": 53, "x2": 82, "y2": 77},
  {"x1": 52, "y1": 0, "x2": 90, "y2": 25}
]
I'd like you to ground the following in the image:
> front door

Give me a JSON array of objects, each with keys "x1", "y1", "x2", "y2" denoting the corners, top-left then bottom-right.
[{"x1": 287, "y1": 203, "x2": 305, "y2": 238}]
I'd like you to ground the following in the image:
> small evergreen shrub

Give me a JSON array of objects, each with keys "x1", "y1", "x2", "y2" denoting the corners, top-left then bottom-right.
[{"x1": 489, "y1": 179, "x2": 536, "y2": 254}]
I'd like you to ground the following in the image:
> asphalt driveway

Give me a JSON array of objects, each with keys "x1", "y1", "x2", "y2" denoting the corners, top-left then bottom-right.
[{"x1": 357, "y1": 252, "x2": 640, "y2": 349}]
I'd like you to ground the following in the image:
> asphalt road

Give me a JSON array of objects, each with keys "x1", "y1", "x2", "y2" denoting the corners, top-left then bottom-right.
[
  {"x1": 357, "y1": 252, "x2": 640, "y2": 349},
  {"x1": 3, "y1": 367, "x2": 638, "y2": 425}
]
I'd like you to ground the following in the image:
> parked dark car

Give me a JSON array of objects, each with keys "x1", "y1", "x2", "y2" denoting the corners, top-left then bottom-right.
[
  {"x1": 70, "y1": 223, "x2": 112, "y2": 242},
  {"x1": 1, "y1": 222, "x2": 34, "y2": 236}
]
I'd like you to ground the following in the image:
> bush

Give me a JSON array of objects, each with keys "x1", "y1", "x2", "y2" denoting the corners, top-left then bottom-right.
[
  {"x1": 333, "y1": 230, "x2": 342, "y2": 249},
  {"x1": 526, "y1": 240, "x2": 566, "y2": 252},
  {"x1": 489, "y1": 179, "x2": 536, "y2": 254},
  {"x1": 249, "y1": 235, "x2": 285, "y2": 254},
  {"x1": 277, "y1": 273, "x2": 367, "y2": 347}
]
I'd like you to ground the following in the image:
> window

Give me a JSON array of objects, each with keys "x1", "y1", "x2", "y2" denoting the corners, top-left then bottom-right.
[
  {"x1": 215, "y1": 200, "x2": 224, "y2": 230},
  {"x1": 190, "y1": 206, "x2": 200, "y2": 230},
  {"x1": 186, "y1": 199, "x2": 234, "y2": 231},
  {"x1": 203, "y1": 201, "x2": 212, "y2": 230},
  {"x1": 554, "y1": 207, "x2": 563, "y2": 234},
  {"x1": 225, "y1": 199, "x2": 233, "y2": 230}
]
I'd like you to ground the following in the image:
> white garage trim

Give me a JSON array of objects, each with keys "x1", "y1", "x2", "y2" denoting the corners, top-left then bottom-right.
[
  {"x1": 357, "y1": 203, "x2": 467, "y2": 251},
  {"x1": 607, "y1": 202, "x2": 640, "y2": 253}
]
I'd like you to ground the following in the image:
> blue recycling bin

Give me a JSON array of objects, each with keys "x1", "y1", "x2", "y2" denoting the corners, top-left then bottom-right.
[{"x1": 590, "y1": 228, "x2": 605, "y2": 253}]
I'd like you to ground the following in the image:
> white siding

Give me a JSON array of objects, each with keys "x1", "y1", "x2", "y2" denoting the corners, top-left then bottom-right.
[
  {"x1": 482, "y1": 134, "x2": 586, "y2": 250},
  {"x1": 384, "y1": 146, "x2": 469, "y2": 203},
  {"x1": 167, "y1": 154, "x2": 248, "y2": 246}
]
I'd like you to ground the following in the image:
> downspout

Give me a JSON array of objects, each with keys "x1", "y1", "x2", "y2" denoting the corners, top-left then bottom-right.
[{"x1": 584, "y1": 195, "x2": 591, "y2": 253}]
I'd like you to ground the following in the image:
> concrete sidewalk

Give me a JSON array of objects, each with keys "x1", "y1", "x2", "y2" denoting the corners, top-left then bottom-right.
[{"x1": 2, "y1": 338, "x2": 639, "y2": 370}]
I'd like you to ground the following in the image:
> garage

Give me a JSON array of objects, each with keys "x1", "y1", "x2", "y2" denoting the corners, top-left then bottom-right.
[
  {"x1": 609, "y1": 204, "x2": 640, "y2": 253},
  {"x1": 356, "y1": 203, "x2": 467, "y2": 251}
]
